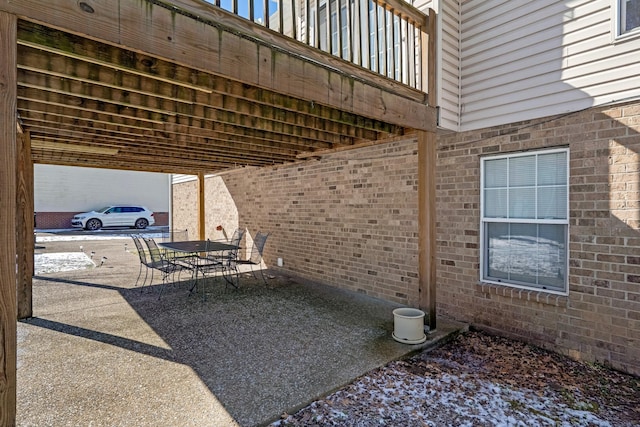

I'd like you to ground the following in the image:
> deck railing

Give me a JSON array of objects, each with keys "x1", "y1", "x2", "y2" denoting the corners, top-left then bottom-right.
[{"x1": 207, "y1": 0, "x2": 430, "y2": 91}]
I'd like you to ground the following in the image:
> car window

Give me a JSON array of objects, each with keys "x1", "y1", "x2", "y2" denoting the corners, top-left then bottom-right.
[{"x1": 97, "y1": 206, "x2": 111, "y2": 213}]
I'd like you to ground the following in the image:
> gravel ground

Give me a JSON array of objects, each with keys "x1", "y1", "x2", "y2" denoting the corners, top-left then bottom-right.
[{"x1": 272, "y1": 330, "x2": 640, "y2": 427}]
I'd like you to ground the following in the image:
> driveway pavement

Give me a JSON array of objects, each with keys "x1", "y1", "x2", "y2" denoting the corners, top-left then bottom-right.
[{"x1": 18, "y1": 233, "x2": 465, "y2": 426}]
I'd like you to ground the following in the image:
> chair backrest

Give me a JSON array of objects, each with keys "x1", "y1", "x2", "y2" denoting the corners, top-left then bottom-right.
[
  {"x1": 248, "y1": 232, "x2": 269, "y2": 264},
  {"x1": 225, "y1": 228, "x2": 245, "y2": 263},
  {"x1": 228, "y1": 228, "x2": 245, "y2": 246},
  {"x1": 143, "y1": 237, "x2": 164, "y2": 264},
  {"x1": 132, "y1": 236, "x2": 150, "y2": 266}
]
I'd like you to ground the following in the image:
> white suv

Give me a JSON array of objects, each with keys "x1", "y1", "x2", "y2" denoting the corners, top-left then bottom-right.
[{"x1": 71, "y1": 205, "x2": 155, "y2": 231}]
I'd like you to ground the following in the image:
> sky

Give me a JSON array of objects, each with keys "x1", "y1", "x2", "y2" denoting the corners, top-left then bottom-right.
[{"x1": 205, "y1": 0, "x2": 280, "y2": 23}]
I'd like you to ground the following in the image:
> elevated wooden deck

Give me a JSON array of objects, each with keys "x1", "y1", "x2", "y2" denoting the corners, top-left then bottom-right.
[{"x1": 5, "y1": 0, "x2": 436, "y2": 174}]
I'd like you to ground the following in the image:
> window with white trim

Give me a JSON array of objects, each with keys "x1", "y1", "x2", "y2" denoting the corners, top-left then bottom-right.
[
  {"x1": 480, "y1": 148, "x2": 569, "y2": 294},
  {"x1": 616, "y1": 0, "x2": 640, "y2": 38}
]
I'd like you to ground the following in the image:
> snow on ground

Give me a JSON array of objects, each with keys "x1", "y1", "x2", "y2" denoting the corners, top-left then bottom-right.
[
  {"x1": 272, "y1": 361, "x2": 613, "y2": 427},
  {"x1": 34, "y1": 252, "x2": 96, "y2": 275},
  {"x1": 34, "y1": 229, "x2": 153, "y2": 274}
]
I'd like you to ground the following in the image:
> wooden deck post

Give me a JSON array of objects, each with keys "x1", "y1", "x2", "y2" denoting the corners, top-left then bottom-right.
[
  {"x1": 17, "y1": 131, "x2": 34, "y2": 319},
  {"x1": 418, "y1": 130, "x2": 437, "y2": 330},
  {"x1": 198, "y1": 172, "x2": 205, "y2": 240},
  {"x1": 418, "y1": 9, "x2": 438, "y2": 330},
  {"x1": 0, "y1": 10, "x2": 18, "y2": 424}
]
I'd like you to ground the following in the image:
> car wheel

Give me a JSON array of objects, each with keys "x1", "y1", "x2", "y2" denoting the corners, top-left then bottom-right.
[
  {"x1": 85, "y1": 218, "x2": 102, "y2": 231},
  {"x1": 135, "y1": 218, "x2": 149, "y2": 229}
]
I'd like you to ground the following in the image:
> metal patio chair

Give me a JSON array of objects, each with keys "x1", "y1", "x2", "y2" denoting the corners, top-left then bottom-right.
[
  {"x1": 143, "y1": 237, "x2": 190, "y2": 298},
  {"x1": 131, "y1": 235, "x2": 152, "y2": 288},
  {"x1": 206, "y1": 227, "x2": 245, "y2": 264},
  {"x1": 231, "y1": 231, "x2": 270, "y2": 286}
]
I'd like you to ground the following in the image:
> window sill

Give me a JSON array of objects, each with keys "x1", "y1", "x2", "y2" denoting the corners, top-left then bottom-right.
[
  {"x1": 476, "y1": 282, "x2": 568, "y2": 307},
  {"x1": 613, "y1": 29, "x2": 640, "y2": 44}
]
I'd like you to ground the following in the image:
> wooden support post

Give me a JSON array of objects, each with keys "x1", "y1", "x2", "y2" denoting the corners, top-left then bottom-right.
[
  {"x1": 418, "y1": 8, "x2": 438, "y2": 329},
  {"x1": 418, "y1": 130, "x2": 436, "y2": 330},
  {"x1": 0, "y1": 10, "x2": 18, "y2": 424},
  {"x1": 17, "y1": 131, "x2": 34, "y2": 319},
  {"x1": 198, "y1": 172, "x2": 205, "y2": 240}
]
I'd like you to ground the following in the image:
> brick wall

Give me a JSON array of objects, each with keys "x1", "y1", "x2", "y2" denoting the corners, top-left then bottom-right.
[
  {"x1": 172, "y1": 176, "x2": 240, "y2": 243},
  {"x1": 172, "y1": 101, "x2": 640, "y2": 375},
  {"x1": 437, "y1": 101, "x2": 640, "y2": 375},
  {"x1": 174, "y1": 136, "x2": 421, "y2": 305},
  {"x1": 172, "y1": 179, "x2": 199, "y2": 238},
  {"x1": 34, "y1": 212, "x2": 73, "y2": 229}
]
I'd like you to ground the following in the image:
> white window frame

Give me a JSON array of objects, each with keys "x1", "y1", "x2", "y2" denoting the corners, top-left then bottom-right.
[
  {"x1": 613, "y1": 0, "x2": 640, "y2": 40},
  {"x1": 480, "y1": 148, "x2": 570, "y2": 295}
]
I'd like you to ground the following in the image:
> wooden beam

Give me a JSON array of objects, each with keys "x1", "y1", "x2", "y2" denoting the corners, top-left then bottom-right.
[
  {"x1": 0, "y1": 10, "x2": 18, "y2": 425},
  {"x1": 16, "y1": 131, "x2": 34, "y2": 320},
  {"x1": 297, "y1": 131, "x2": 417, "y2": 158},
  {"x1": 22, "y1": 119, "x2": 299, "y2": 164},
  {"x1": 29, "y1": 143, "x2": 237, "y2": 173},
  {"x1": 198, "y1": 172, "x2": 205, "y2": 240},
  {"x1": 418, "y1": 130, "x2": 436, "y2": 330},
  {"x1": 30, "y1": 156, "x2": 220, "y2": 175}
]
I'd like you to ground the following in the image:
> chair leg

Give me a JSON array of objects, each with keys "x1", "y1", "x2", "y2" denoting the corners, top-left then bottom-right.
[
  {"x1": 201, "y1": 270, "x2": 211, "y2": 302},
  {"x1": 157, "y1": 276, "x2": 166, "y2": 299},
  {"x1": 140, "y1": 268, "x2": 153, "y2": 293},
  {"x1": 191, "y1": 266, "x2": 209, "y2": 301},
  {"x1": 221, "y1": 264, "x2": 239, "y2": 290},
  {"x1": 157, "y1": 268, "x2": 173, "y2": 300},
  {"x1": 140, "y1": 267, "x2": 150, "y2": 293},
  {"x1": 257, "y1": 266, "x2": 268, "y2": 286},
  {"x1": 188, "y1": 272, "x2": 198, "y2": 295},
  {"x1": 135, "y1": 263, "x2": 143, "y2": 287}
]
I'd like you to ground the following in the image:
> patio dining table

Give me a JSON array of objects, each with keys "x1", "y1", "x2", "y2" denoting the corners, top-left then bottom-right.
[{"x1": 159, "y1": 240, "x2": 241, "y2": 296}]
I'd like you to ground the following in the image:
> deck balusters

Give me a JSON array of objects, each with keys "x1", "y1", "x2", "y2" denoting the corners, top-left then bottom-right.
[{"x1": 208, "y1": 0, "x2": 429, "y2": 92}]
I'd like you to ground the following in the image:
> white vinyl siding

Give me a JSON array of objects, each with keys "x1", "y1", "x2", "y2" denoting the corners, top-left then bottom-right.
[
  {"x1": 414, "y1": 0, "x2": 461, "y2": 131},
  {"x1": 35, "y1": 165, "x2": 170, "y2": 212},
  {"x1": 438, "y1": 1, "x2": 461, "y2": 130},
  {"x1": 458, "y1": 0, "x2": 640, "y2": 131},
  {"x1": 172, "y1": 174, "x2": 198, "y2": 184}
]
